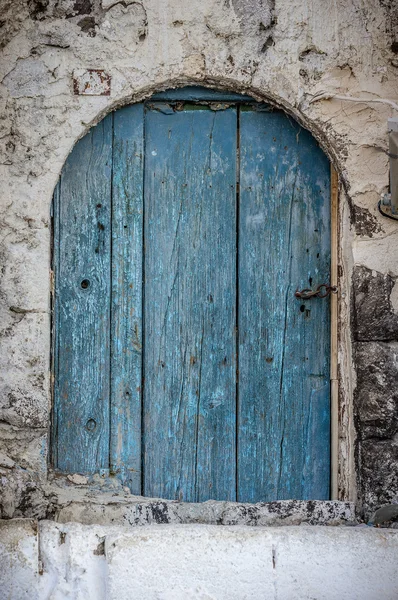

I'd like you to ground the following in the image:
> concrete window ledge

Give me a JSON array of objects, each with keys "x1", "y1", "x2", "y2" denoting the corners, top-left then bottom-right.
[
  {"x1": 1, "y1": 519, "x2": 398, "y2": 600},
  {"x1": 51, "y1": 495, "x2": 357, "y2": 527}
]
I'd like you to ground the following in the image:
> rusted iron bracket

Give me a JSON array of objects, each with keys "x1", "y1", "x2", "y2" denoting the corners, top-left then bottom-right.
[{"x1": 295, "y1": 284, "x2": 338, "y2": 299}]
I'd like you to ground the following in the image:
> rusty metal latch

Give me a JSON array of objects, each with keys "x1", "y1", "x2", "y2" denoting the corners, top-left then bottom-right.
[{"x1": 295, "y1": 284, "x2": 338, "y2": 299}]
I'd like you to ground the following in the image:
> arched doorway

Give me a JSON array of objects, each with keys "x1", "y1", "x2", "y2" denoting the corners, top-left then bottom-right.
[{"x1": 52, "y1": 87, "x2": 331, "y2": 502}]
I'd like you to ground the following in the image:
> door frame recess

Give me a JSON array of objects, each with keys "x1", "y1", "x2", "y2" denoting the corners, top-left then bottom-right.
[
  {"x1": 330, "y1": 166, "x2": 339, "y2": 500},
  {"x1": 50, "y1": 87, "x2": 340, "y2": 500}
]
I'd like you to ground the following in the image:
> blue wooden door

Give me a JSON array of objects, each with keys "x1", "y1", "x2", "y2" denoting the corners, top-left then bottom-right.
[{"x1": 53, "y1": 88, "x2": 331, "y2": 502}]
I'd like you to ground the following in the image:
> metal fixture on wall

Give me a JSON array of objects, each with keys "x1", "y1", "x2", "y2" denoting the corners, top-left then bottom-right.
[
  {"x1": 309, "y1": 93, "x2": 398, "y2": 223},
  {"x1": 379, "y1": 118, "x2": 398, "y2": 221}
]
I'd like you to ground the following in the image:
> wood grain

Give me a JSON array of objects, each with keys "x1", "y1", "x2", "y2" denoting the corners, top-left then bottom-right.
[
  {"x1": 53, "y1": 92, "x2": 331, "y2": 502},
  {"x1": 54, "y1": 115, "x2": 113, "y2": 473},
  {"x1": 237, "y1": 108, "x2": 331, "y2": 502},
  {"x1": 143, "y1": 104, "x2": 237, "y2": 501},
  {"x1": 111, "y1": 105, "x2": 144, "y2": 492}
]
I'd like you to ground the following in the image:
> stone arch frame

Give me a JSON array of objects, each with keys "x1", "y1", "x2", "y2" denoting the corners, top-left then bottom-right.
[{"x1": 48, "y1": 78, "x2": 353, "y2": 505}]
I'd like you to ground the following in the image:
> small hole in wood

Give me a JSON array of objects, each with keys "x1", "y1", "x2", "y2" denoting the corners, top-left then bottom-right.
[
  {"x1": 300, "y1": 304, "x2": 305, "y2": 312},
  {"x1": 96, "y1": 203, "x2": 102, "y2": 208},
  {"x1": 85, "y1": 418, "x2": 96, "y2": 431},
  {"x1": 81, "y1": 279, "x2": 90, "y2": 289}
]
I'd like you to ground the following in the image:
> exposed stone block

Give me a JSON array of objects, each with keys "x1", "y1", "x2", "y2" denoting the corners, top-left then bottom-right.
[
  {"x1": 354, "y1": 341, "x2": 398, "y2": 515},
  {"x1": 0, "y1": 466, "x2": 53, "y2": 520},
  {"x1": 354, "y1": 341, "x2": 398, "y2": 439},
  {"x1": 359, "y1": 439, "x2": 398, "y2": 515},
  {"x1": 352, "y1": 205, "x2": 382, "y2": 237},
  {"x1": 352, "y1": 266, "x2": 398, "y2": 342}
]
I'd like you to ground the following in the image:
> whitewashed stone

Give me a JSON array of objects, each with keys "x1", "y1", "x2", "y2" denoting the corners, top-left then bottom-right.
[
  {"x1": 67, "y1": 473, "x2": 89, "y2": 485},
  {"x1": 35, "y1": 522, "x2": 398, "y2": 600},
  {"x1": 0, "y1": 519, "x2": 39, "y2": 600}
]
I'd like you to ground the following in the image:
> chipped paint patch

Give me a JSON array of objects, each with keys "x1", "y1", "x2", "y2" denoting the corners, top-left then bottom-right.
[{"x1": 73, "y1": 70, "x2": 111, "y2": 96}]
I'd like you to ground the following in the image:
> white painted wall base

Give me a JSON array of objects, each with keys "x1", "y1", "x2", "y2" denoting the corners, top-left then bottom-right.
[{"x1": 1, "y1": 519, "x2": 398, "y2": 599}]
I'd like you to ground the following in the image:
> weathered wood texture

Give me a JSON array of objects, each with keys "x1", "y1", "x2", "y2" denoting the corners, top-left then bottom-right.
[
  {"x1": 238, "y1": 109, "x2": 331, "y2": 501},
  {"x1": 53, "y1": 92, "x2": 330, "y2": 502},
  {"x1": 54, "y1": 115, "x2": 113, "y2": 473},
  {"x1": 111, "y1": 105, "x2": 144, "y2": 492},
  {"x1": 143, "y1": 105, "x2": 237, "y2": 501}
]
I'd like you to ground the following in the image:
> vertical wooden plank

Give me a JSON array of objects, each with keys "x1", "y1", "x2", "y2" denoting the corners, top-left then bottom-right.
[
  {"x1": 54, "y1": 116, "x2": 113, "y2": 474},
  {"x1": 111, "y1": 105, "x2": 144, "y2": 492},
  {"x1": 238, "y1": 108, "x2": 331, "y2": 502},
  {"x1": 330, "y1": 165, "x2": 339, "y2": 500},
  {"x1": 51, "y1": 181, "x2": 60, "y2": 469},
  {"x1": 143, "y1": 104, "x2": 237, "y2": 502}
]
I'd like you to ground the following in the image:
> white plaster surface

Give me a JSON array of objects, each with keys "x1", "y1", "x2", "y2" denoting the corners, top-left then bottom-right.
[
  {"x1": 2, "y1": 521, "x2": 398, "y2": 599},
  {"x1": 0, "y1": 518, "x2": 39, "y2": 600},
  {"x1": 353, "y1": 233, "x2": 398, "y2": 275}
]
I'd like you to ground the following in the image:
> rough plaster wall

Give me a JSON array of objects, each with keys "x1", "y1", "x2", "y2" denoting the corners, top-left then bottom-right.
[
  {"x1": 0, "y1": 0, "x2": 397, "y2": 519},
  {"x1": 2, "y1": 520, "x2": 398, "y2": 600}
]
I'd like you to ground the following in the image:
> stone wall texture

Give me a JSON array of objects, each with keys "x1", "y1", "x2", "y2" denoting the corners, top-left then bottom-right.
[{"x1": 1, "y1": 0, "x2": 398, "y2": 520}]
